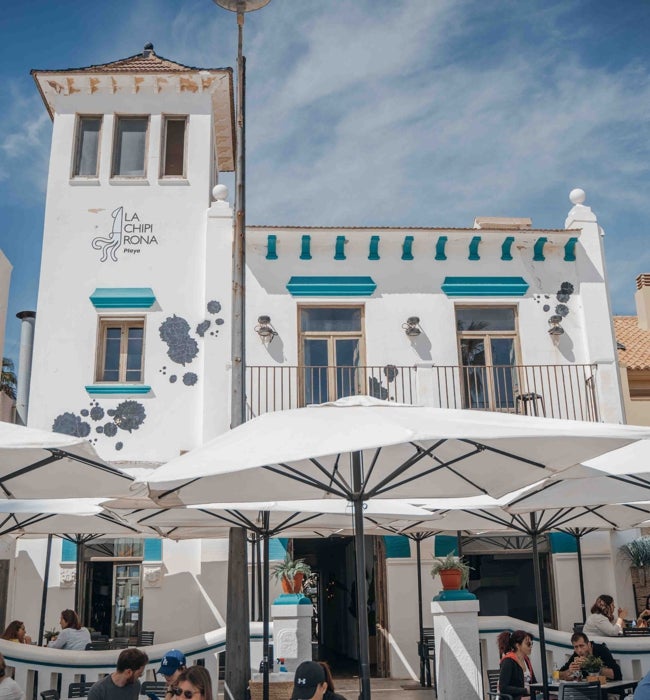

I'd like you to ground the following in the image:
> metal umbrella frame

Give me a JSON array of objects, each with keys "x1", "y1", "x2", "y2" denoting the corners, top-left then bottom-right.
[{"x1": 138, "y1": 396, "x2": 650, "y2": 700}]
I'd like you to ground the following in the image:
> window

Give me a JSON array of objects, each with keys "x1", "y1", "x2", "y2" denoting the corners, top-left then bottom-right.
[
  {"x1": 96, "y1": 318, "x2": 145, "y2": 383},
  {"x1": 73, "y1": 116, "x2": 102, "y2": 177},
  {"x1": 112, "y1": 117, "x2": 148, "y2": 177},
  {"x1": 298, "y1": 306, "x2": 364, "y2": 405},
  {"x1": 455, "y1": 306, "x2": 519, "y2": 410},
  {"x1": 161, "y1": 117, "x2": 187, "y2": 177}
]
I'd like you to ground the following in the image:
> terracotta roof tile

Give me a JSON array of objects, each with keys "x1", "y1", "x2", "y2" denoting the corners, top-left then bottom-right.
[
  {"x1": 614, "y1": 316, "x2": 650, "y2": 370},
  {"x1": 32, "y1": 47, "x2": 226, "y2": 75}
]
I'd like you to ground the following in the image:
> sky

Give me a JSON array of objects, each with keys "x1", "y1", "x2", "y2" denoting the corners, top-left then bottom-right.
[{"x1": 0, "y1": 0, "x2": 649, "y2": 368}]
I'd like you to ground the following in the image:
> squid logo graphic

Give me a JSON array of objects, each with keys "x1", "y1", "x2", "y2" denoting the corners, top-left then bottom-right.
[{"x1": 92, "y1": 206, "x2": 124, "y2": 262}]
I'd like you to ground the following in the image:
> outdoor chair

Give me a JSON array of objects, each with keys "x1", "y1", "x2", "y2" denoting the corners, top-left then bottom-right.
[
  {"x1": 137, "y1": 631, "x2": 155, "y2": 646},
  {"x1": 487, "y1": 694, "x2": 513, "y2": 700},
  {"x1": 557, "y1": 681, "x2": 600, "y2": 699},
  {"x1": 141, "y1": 682, "x2": 167, "y2": 697},
  {"x1": 41, "y1": 690, "x2": 60, "y2": 700},
  {"x1": 623, "y1": 627, "x2": 650, "y2": 636},
  {"x1": 110, "y1": 637, "x2": 130, "y2": 649},
  {"x1": 572, "y1": 622, "x2": 584, "y2": 634},
  {"x1": 85, "y1": 641, "x2": 111, "y2": 650},
  {"x1": 486, "y1": 669, "x2": 500, "y2": 693},
  {"x1": 417, "y1": 627, "x2": 436, "y2": 688},
  {"x1": 67, "y1": 682, "x2": 95, "y2": 698}
]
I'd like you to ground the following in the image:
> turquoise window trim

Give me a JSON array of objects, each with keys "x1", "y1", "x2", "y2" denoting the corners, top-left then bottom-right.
[
  {"x1": 435, "y1": 236, "x2": 448, "y2": 261},
  {"x1": 144, "y1": 538, "x2": 163, "y2": 561},
  {"x1": 368, "y1": 235, "x2": 380, "y2": 260},
  {"x1": 501, "y1": 236, "x2": 514, "y2": 261},
  {"x1": 549, "y1": 532, "x2": 578, "y2": 553},
  {"x1": 564, "y1": 237, "x2": 578, "y2": 262},
  {"x1": 286, "y1": 276, "x2": 377, "y2": 297},
  {"x1": 468, "y1": 236, "x2": 481, "y2": 261},
  {"x1": 533, "y1": 237, "x2": 548, "y2": 261},
  {"x1": 383, "y1": 535, "x2": 411, "y2": 558},
  {"x1": 441, "y1": 276, "x2": 529, "y2": 297},
  {"x1": 86, "y1": 385, "x2": 152, "y2": 395},
  {"x1": 401, "y1": 236, "x2": 414, "y2": 261},
  {"x1": 300, "y1": 235, "x2": 312, "y2": 260},
  {"x1": 61, "y1": 539, "x2": 77, "y2": 562},
  {"x1": 90, "y1": 288, "x2": 155, "y2": 309},
  {"x1": 434, "y1": 535, "x2": 457, "y2": 557},
  {"x1": 266, "y1": 234, "x2": 278, "y2": 260},
  {"x1": 269, "y1": 537, "x2": 288, "y2": 561},
  {"x1": 334, "y1": 236, "x2": 346, "y2": 260}
]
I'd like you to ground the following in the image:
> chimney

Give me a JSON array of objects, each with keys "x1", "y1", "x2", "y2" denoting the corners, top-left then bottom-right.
[{"x1": 635, "y1": 275, "x2": 650, "y2": 330}]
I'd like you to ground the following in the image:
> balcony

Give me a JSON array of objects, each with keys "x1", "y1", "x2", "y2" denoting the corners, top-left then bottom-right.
[{"x1": 246, "y1": 363, "x2": 599, "y2": 421}]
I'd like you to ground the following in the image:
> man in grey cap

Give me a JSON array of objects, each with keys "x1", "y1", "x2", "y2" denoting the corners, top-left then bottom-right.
[{"x1": 291, "y1": 661, "x2": 327, "y2": 700}]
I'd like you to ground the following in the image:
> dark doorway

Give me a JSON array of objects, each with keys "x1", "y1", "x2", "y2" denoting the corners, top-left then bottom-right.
[
  {"x1": 293, "y1": 536, "x2": 388, "y2": 678},
  {"x1": 85, "y1": 561, "x2": 112, "y2": 637}
]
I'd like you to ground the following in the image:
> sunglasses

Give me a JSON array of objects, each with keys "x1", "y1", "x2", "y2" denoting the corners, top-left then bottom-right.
[{"x1": 170, "y1": 690, "x2": 200, "y2": 699}]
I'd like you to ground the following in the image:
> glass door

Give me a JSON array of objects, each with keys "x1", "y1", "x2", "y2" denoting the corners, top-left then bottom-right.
[
  {"x1": 300, "y1": 307, "x2": 364, "y2": 406},
  {"x1": 112, "y1": 563, "x2": 141, "y2": 639}
]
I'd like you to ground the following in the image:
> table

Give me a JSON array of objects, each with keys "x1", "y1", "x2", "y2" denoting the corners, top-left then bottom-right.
[{"x1": 529, "y1": 679, "x2": 638, "y2": 699}]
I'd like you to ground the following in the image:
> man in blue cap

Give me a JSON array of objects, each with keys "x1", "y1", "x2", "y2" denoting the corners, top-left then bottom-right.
[{"x1": 157, "y1": 650, "x2": 187, "y2": 696}]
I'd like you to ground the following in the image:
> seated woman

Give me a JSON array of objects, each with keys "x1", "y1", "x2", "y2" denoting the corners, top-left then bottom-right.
[
  {"x1": 637, "y1": 595, "x2": 650, "y2": 627},
  {"x1": 47, "y1": 610, "x2": 91, "y2": 650},
  {"x1": 0, "y1": 652, "x2": 24, "y2": 700},
  {"x1": 582, "y1": 594, "x2": 626, "y2": 636},
  {"x1": 0, "y1": 622, "x2": 30, "y2": 645},
  {"x1": 497, "y1": 630, "x2": 536, "y2": 699}
]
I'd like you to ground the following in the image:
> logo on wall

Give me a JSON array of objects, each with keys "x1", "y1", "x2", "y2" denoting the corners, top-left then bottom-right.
[{"x1": 91, "y1": 206, "x2": 158, "y2": 262}]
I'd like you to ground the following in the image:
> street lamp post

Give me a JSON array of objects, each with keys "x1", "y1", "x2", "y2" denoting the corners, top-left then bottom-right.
[{"x1": 212, "y1": 2, "x2": 271, "y2": 700}]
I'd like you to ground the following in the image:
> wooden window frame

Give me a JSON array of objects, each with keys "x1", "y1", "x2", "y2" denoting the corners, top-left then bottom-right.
[
  {"x1": 71, "y1": 115, "x2": 103, "y2": 178},
  {"x1": 160, "y1": 115, "x2": 188, "y2": 179},
  {"x1": 95, "y1": 317, "x2": 146, "y2": 383}
]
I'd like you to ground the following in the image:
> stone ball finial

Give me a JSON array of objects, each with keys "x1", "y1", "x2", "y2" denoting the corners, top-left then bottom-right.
[
  {"x1": 212, "y1": 184, "x2": 229, "y2": 201},
  {"x1": 569, "y1": 188, "x2": 586, "y2": 205}
]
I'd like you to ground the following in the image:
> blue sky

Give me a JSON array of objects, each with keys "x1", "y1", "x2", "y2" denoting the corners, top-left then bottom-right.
[{"x1": 1, "y1": 0, "x2": 649, "y2": 368}]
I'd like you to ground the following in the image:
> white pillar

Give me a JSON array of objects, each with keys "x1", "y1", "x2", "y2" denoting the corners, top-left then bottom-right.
[
  {"x1": 431, "y1": 593, "x2": 482, "y2": 700},
  {"x1": 15, "y1": 310, "x2": 35, "y2": 426},
  {"x1": 271, "y1": 594, "x2": 313, "y2": 673}
]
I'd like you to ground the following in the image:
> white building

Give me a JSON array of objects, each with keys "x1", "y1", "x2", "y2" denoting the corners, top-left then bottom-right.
[{"x1": 11, "y1": 43, "x2": 635, "y2": 680}]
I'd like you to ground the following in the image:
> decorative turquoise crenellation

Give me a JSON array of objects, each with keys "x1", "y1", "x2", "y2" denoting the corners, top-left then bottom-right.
[
  {"x1": 564, "y1": 237, "x2": 578, "y2": 262},
  {"x1": 402, "y1": 235, "x2": 414, "y2": 260},
  {"x1": 368, "y1": 235, "x2": 380, "y2": 260},
  {"x1": 501, "y1": 236, "x2": 514, "y2": 261},
  {"x1": 300, "y1": 235, "x2": 312, "y2": 260},
  {"x1": 334, "y1": 235, "x2": 346, "y2": 260},
  {"x1": 533, "y1": 237, "x2": 548, "y2": 261},
  {"x1": 441, "y1": 276, "x2": 529, "y2": 297},
  {"x1": 435, "y1": 236, "x2": 448, "y2": 260},
  {"x1": 286, "y1": 276, "x2": 377, "y2": 297},
  {"x1": 468, "y1": 236, "x2": 481, "y2": 260},
  {"x1": 89, "y1": 288, "x2": 155, "y2": 309},
  {"x1": 266, "y1": 234, "x2": 278, "y2": 260}
]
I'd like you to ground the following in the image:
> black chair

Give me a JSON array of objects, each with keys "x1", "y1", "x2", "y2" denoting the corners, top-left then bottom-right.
[
  {"x1": 623, "y1": 627, "x2": 650, "y2": 636},
  {"x1": 572, "y1": 622, "x2": 584, "y2": 634},
  {"x1": 141, "y1": 682, "x2": 167, "y2": 697},
  {"x1": 486, "y1": 669, "x2": 500, "y2": 693},
  {"x1": 111, "y1": 637, "x2": 130, "y2": 649},
  {"x1": 67, "y1": 682, "x2": 95, "y2": 698},
  {"x1": 487, "y1": 694, "x2": 513, "y2": 700},
  {"x1": 417, "y1": 627, "x2": 436, "y2": 688},
  {"x1": 137, "y1": 631, "x2": 155, "y2": 646},
  {"x1": 85, "y1": 641, "x2": 111, "y2": 650},
  {"x1": 41, "y1": 690, "x2": 60, "y2": 700},
  {"x1": 557, "y1": 681, "x2": 600, "y2": 699}
]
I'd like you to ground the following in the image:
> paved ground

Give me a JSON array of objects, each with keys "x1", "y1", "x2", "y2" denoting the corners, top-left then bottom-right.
[{"x1": 335, "y1": 678, "x2": 437, "y2": 699}]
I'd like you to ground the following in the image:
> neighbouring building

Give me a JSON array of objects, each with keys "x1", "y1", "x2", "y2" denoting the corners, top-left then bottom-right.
[
  {"x1": 7, "y1": 43, "x2": 639, "y2": 680},
  {"x1": 0, "y1": 250, "x2": 14, "y2": 423}
]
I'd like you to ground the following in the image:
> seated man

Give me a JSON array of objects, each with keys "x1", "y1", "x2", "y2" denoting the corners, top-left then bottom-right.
[
  {"x1": 88, "y1": 648, "x2": 149, "y2": 700},
  {"x1": 559, "y1": 631, "x2": 622, "y2": 681}
]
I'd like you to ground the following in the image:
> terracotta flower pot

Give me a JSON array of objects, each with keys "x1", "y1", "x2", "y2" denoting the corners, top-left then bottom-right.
[
  {"x1": 281, "y1": 573, "x2": 304, "y2": 594},
  {"x1": 439, "y1": 569, "x2": 462, "y2": 590}
]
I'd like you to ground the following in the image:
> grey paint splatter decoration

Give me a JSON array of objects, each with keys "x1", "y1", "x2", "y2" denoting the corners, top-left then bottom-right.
[
  {"x1": 52, "y1": 412, "x2": 91, "y2": 438},
  {"x1": 196, "y1": 320, "x2": 211, "y2": 337},
  {"x1": 52, "y1": 398, "x2": 146, "y2": 451},
  {"x1": 183, "y1": 372, "x2": 198, "y2": 386},
  {"x1": 555, "y1": 304, "x2": 569, "y2": 317},
  {"x1": 544, "y1": 281, "x2": 574, "y2": 333},
  {"x1": 207, "y1": 300, "x2": 221, "y2": 314},
  {"x1": 159, "y1": 315, "x2": 199, "y2": 365},
  {"x1": 169, "y1": 375, "x2": 177, "y2": 383}
]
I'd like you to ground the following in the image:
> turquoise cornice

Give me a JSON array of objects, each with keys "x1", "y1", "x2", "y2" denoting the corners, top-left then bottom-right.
[
  {"x1": 286, "y1": 276, "x2": 377, "y2": 297},
  {"x1": 90, "y1": 288, "x2": 155, "y2": 309},
  {"x1": 441, "y1": 276, "x2": 529, "y2": 297},
  {"x1": 272, "y1": 593, "x2": 311, "y2": 606},
  {"x1": 266, "y1": 235, "x2": 278, "y2": 260},
  {"x1": 86, "y1": 385, "x2": 152, "y2": 395},
  {"x1": 433, "y1": 590, "x2": 477, "y2": 601}
]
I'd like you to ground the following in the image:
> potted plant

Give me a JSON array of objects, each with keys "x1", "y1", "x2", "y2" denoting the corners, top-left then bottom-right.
[
  {"x1": 43, "y1": 627, "x2": 58, "y2": 643},
  {"x1": 580, "y1": 654, "x2": 605, "y2": 683},
  {"x1": 620, "y1": 537, "x2": 650, "y2": 610},
  {"x1": 431, "y1": 553, "x2": 471, "y2": 591},
  {"x1": 271, "y1": 554, "x2": 312, "y2": 594}
]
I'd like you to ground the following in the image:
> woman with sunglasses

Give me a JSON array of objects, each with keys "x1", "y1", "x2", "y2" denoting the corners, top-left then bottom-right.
[
  {"x1": 497, "y1": 630, "x2": 536, "y2": 699},
  {"x1": 175, "y1": 667, "x2": 213, "y2": 700},
  {"x1": 0, "y1": 652, "x2": 25, "y2": 700}
]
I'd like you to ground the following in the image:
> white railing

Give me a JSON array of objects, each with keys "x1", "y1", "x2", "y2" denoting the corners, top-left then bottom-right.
[
  {"x1": 479, "y1": 616, "x2": 650, "y2": 684},
  {"x1": 0, "y1": 623, "x2": 265, "y2": 700}
]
